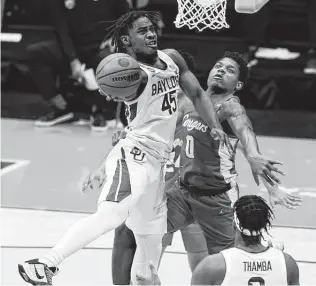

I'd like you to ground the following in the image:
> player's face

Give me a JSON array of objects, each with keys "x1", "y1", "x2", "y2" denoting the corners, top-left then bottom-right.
[
  {"x1": 207, "y1": 58, "x2": 243, "y2": 93},
  {"x1": 127, "y1": 17, "x2": 158, "y2": 57}
]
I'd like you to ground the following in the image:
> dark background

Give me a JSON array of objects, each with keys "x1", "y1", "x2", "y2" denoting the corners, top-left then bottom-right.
[{"x1": 1, "y1": 0, "x2": 316, "y2": 138}]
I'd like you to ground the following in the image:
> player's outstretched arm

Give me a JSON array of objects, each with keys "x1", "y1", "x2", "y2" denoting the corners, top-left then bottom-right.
[
  {"x1": 164, "y1": 49, "x2": 233, "y2": 152},
  {"x1": 223, "y1": 100, "x2": 284, "y2": 186},
  {"x1": 236, "y1": 143, "x2": 302, "y2": 209}
]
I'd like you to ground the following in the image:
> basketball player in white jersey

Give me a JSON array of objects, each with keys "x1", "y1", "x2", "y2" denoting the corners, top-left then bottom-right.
[
  {"x1": 191, "y1": 195, "x2": 300, "y2": 285},
  {"x1": 110, "y1": 51, "x2": 209, "y2": 285},
  {"x1": 17, "y1": 11, "x2": 233, "y2": 286},
  {"x1": 137, "y1": 195, "x2": 300, "y2": 286}
]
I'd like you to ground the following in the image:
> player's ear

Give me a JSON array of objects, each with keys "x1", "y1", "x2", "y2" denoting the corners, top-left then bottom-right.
[
  {"x1": 121, "y1": 35, "x2": 131, "y2": 47},
  {"x1": 235, "y1": 81, "x2": 243, "y2": 91}
]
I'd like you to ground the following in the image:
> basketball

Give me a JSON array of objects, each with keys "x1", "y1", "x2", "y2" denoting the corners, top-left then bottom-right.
[{"x1": 96, "y1": 53, "x2": 142, "y2": 99}]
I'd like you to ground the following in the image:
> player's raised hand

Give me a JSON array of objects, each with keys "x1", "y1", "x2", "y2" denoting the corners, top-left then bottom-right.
[
  {"x1": 112, "y1": 130, "x2": 127, "y2": 146},
  {"x1": 136, "y1": 261, "x2": 161, "y2": 285},
  {"x1": 262, "y1": 181, "x2": 303, "y2": 210},
  {"x1": 269, "y1": 189, "x2": 302, "y2": 210},
  {"x1": 246, "y1": 154, "x2": 285, "y2": 186},
  {"x1": 210, "y1": 128, "x2": 234, "y2": 154}
]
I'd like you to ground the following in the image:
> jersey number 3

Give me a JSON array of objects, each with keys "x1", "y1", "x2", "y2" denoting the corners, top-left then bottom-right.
[
  {"x1": 161, "y1": 90, "x2": 177, "y2": 115},
  {"x1": 248, "y1": 277, "x2": 265, "y2": 285}
]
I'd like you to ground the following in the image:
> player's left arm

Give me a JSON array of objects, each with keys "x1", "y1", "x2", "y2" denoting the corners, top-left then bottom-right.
[
  {"x1": 164, "y1": 49, "x2": 233, "y2": 152},
  {"x1": 236, "y1": 143, "x2": 302, "y2": 209},
  {"x1": 223, "y1": 99, "x2": 284, "y2": 186}
]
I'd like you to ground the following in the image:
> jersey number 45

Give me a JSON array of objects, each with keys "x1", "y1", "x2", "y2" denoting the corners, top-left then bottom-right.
[{"x1": 161, "y1": 91, "x2": 177, "y2": 115}]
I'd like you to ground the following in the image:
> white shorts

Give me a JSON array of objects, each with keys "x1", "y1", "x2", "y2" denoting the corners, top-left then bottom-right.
[{"x1": 98, "y1": 137, "x2": 167, "y2": 235}]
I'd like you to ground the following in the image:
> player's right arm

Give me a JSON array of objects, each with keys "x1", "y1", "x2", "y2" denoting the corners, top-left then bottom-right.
[{"x1": 283, "y1": 252, "x2": 300, "y2": 285}]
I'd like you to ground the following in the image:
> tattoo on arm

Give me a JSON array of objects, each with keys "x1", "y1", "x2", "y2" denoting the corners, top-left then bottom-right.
[{"x1": 225, "y1": 101, "x2": 261, "y2": 156}]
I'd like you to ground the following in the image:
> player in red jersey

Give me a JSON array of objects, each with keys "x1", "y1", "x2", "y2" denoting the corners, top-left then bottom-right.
[{"x1": 165, "y1": 51, "x2": 301, "y2": 259}]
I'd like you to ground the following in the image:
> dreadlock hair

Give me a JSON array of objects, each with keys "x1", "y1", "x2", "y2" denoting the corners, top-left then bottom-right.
[
  {"x1": 217, "y1": 51, "x2": 249, "y2": 87},
  {"x1": 105, "y1": 10, "x2": 162, "y2": 53},
  {"x1": 234, "y1": 195, "x2": 274, "y2": 244},
  {"x1": 177, "y1": 50, "x2": 196, "y2": 73}
]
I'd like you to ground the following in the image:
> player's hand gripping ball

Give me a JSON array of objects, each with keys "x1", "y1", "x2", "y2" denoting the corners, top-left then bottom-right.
[{"x1": 96, "y1": 53, "x2": 142, "y2": 101}]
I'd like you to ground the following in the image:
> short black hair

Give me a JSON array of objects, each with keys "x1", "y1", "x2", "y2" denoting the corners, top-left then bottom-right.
[
  {"x1": 234, "y1": 195, "x2": 274, "y2": 241},
  {"x1": 177, "y1": 50, "x2": 196, "y2": 73},
  {"x1": 216, "y1": 51, "x2": 249, "y2": 85},
  {"x1": 105, "y1": 10, "x2": 161, "y2": 53}
]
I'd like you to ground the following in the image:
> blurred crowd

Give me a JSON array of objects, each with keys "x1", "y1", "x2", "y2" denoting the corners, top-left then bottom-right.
[
  {"x1": 1, "y1": 0, "x2": 316, "y2": 129},
  {"x1": 237, "y1": 0, "x2": 316, "y2": 72},
  {"x1": 25, "y1": 0, "x2": 130, "y2": 131}
]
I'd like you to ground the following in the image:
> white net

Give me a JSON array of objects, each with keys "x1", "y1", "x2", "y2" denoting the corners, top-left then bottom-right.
[{"x1": 174, "y1": 0, "x2": 229, "y2": 32}]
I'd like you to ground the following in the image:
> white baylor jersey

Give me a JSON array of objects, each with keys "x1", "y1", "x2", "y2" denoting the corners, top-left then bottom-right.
[
  {"x1": 125, "y1": 50, "x2": 180, "y2": 159},
  {"x1": 221, "y1": 247, "x2": 288, "y2": 285}
]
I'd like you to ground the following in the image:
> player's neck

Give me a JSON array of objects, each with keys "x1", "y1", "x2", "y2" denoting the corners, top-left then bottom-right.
[
  {"x1": 206, "y1": 86, "x2": 233, "y2": 104},
  {"x1": 235, "y1": 234, "x2": 268, "y2": 253},
  {"x1": 138, "y1": 54, "x2": 159, "y2": 66}
]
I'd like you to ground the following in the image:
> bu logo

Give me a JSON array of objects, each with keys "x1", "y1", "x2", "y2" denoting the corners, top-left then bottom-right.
[{"x1": 130, "y1": 147, "x2": 146, "y2": 162}]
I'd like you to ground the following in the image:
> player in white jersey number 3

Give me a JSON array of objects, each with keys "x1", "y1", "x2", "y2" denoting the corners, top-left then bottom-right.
[
  {"x1": 17, "y1": 10, "x2": 236, "y2": 285},
  {"x1": 137, "y1": 195, "x2": 300, "y2": 285}
]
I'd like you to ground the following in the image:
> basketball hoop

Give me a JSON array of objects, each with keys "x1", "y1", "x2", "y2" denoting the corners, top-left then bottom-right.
[
  {"x1": 174, "y1": 0, "x2": 229, "y2": 32},
  {"x1": 174, "y1": 0, "x2": 270, "y2": 31}
]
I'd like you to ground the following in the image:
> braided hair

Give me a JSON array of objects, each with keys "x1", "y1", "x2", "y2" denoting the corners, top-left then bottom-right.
[
  {"x1": 105, "y1": 10, "x2": 161, "y2": 53},
  {"x1": 234, "y1": 195, "x2": 274, "y2": 243}
]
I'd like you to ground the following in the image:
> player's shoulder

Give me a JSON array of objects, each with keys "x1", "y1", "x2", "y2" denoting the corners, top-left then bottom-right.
[
  {"x1": 162, "y1": 49, "x2": 186, "y2": 70},
  {"x1": 221, "y1": 97, "x2": 246, "y2": 118},
  {"x1": 162, "y1": 49, "x2": 180, "y2": 59},
  {"x1": 283, "y1": 252, "x2": 300, "y2": 285},
  {"x1": 192, "y1": 253, "x2": 226, "y2": 285}
]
